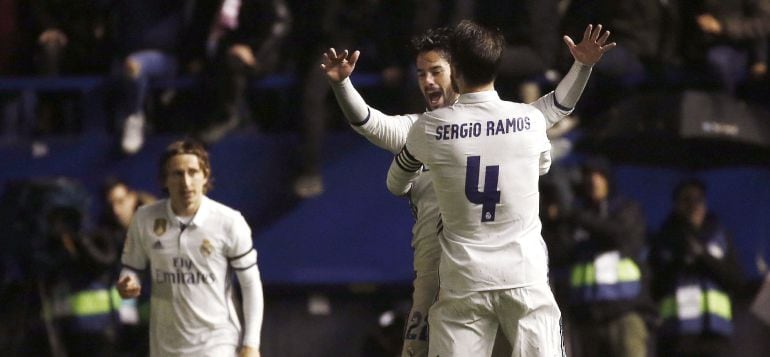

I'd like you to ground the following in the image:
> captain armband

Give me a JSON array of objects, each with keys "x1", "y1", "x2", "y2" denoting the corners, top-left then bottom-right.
[{"x1": 228, "y1": 247, "x2": 258, "y2": 271}]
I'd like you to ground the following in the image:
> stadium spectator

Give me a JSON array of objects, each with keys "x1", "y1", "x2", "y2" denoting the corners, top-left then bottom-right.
[
  {"x1": 100, "y1": 177, "x2": 156, "y2": 240},
  {"x1": 106, "y1": 0, "x2": 193, "y2": 154},
  {"x1": 98, "y1": 177, "x2": 155, "y2": 357},
  {"x1": 561, "y1": 0, "x2": 685, "y2": 124},
  {"x1": 681, "y1": 0, "x2": 769, "y2": 95},
  {"x1": 291, "y1": 0, "x2": 414, "y2": 198},
  {"x1": 0, "y1": 0, "x2": 21, "y2": 75},
  {"x1": 649, "y1": 178, "x2": 744, "y2": 357},
  {"x1": 8, "y1": 0, "x2": 110, "y2": 135},
  {"x1": 560, "y1": 157, "x2": 654, "y2": 357},
  {"x1": 38, "y1": 190, "x2": 120, "y2": 356},
  {"x1": 188, "y1": 0, "x2": 292, "y2": 144},
  {"x1": 455, "y1": 0, "x2": 563, "y2": 102},
  {"x1": 29, "y1": 0, "x2": 110, "y2": 76}
]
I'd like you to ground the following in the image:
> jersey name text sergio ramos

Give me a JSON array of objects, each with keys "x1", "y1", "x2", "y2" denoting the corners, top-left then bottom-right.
[{"x1": 434, "y1": 116, "x2": 532, "y2": 140}]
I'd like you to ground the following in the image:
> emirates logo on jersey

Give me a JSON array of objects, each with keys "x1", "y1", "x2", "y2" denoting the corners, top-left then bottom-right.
[
  {"x1": 200, "y1": 239, "x2": 213, "y2": 257},
  {"x1": 153, "y1": 218, "x2": 167, "y2": 236}
]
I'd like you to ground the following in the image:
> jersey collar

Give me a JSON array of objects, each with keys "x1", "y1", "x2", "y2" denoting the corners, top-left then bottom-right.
[
  {"x1": 164, "y1": 196, "x2": 211, "y2": 229},
  {"x1": 424, "y1": 96, "x2": 459, "y2": 112},
  {"x1": 457, "y1": 90, "x2": 500, "y2": 104}
]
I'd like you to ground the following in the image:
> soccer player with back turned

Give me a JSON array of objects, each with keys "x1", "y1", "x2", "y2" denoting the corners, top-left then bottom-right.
[{"x1": 387, "y1": 20, "x2": 615, "y2": 356}]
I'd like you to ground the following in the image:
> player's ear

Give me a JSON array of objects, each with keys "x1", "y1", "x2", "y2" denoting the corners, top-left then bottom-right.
[{"x1": 450, "y1": 64, "x2": 461, "y2": 92}]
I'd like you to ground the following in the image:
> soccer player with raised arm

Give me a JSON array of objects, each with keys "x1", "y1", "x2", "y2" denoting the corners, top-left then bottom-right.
[
  {"x1": 387, "y1": 20, "x2": 614, "y2": 356},
  {"x1": 323, "y1": 23, "x2": 614, "y2": 356},
  {"x1": 117, "y1": 139, "x2": 263, "y2": 357}
]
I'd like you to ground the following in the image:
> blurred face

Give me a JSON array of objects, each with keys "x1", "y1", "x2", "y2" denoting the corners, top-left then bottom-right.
[
  {"x1": 676, "y1": 186, "x2": 707, "y2": 227},
  {"x1": 586, "y1": 171, "x2": 609, "y2": 203},
  {"x1": 164, "y1": 154, "x2": 208, "y2": 216},
  {"x1": 416, "y1": 50, "x2": 456, "y2": 110},
  {"x1": 107, "y1": 184, "x2": 138, "y2": 229}
]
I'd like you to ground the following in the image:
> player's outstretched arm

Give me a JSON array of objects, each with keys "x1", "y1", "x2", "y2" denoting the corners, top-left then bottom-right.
[
  {"x1": 322, "y1": 48, "x2": 370, "y2": 125},
  {"x1": 323, "y1": 48, "x2": 418, "y2": 154},
  {"x1": 532, "y1": 24, "x2": 616, "y2": 127}
]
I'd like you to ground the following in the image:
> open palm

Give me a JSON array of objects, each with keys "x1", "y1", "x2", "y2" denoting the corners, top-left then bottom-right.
[
  {"x1": 321, "y1": 48, "x2": 360, "y2": 83},
  {"x1": 564, "y1": 24, "x2": 616, "y2": 66}
]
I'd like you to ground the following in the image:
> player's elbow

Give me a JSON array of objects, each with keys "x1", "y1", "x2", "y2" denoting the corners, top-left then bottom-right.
[
  {"x1": 386, "y1": 157, "x2": 417, "y2": 196},
  {"x1": 386, "y1": 178, "x2": 410, "y2": 196}
]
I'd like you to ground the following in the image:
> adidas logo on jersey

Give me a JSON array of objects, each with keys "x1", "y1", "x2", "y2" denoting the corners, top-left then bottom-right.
[{"x1": 153, "y1": 240, "x2": 163, "y2": 250}]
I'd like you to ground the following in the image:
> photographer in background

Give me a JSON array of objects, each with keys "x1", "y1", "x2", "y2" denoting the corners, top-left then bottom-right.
[{"x1": 37, "y1": 204, "x2": 120, "y2": 356}]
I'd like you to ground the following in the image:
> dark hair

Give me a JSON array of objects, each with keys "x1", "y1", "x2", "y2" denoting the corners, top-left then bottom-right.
[
  {"x1": 580, "y1": 155, "x2": 615, "y2": 196},
  {"x1": 158, "y1": 139, "x2": 213, "y2": 193},
  {"x1": 450, "y1": 20, "x2": 505, "y2": 87},
  {"x1": 102, "y1": 176, "x2": 128, "y2": 197},
  {"x1": 581, "y1": 156, "x2": 612, "y2": 180},
  {"x1": 672, "y1": 178, "x2": 706, "y2": 201},
  {"x1": 411, "y1": 27, "x2": 452, "y2": 60}
]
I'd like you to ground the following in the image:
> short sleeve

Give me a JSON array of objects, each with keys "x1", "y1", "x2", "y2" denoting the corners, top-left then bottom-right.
[
  {"x1": 531, "y1": 108, "x2": 551, "y2": 153},
  {"x1": 227, "y1": 213, "x2": 257, "y2": 270},
  {"x1": 121, "y1": 211, "x2": 148, "y2": 270}
]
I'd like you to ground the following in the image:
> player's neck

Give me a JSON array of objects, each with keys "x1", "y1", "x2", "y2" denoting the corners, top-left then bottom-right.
[
  {"x1": 171, "y1": 199, "x2": 201, "y2": 217},
  {"x1": 459, "y1": 81, "x2": 494, "y2": 94}
]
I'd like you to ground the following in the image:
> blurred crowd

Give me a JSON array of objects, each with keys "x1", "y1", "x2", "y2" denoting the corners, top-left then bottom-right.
[
  {"x1": 1, "y1": 0, "x2": 768, "y2": 196},
  {"x1": 539, "y1": 158, "x2": 770, "y2": 357},
  {"x1": 1, "y1": 0, "x2": 770, "y2": 356}
]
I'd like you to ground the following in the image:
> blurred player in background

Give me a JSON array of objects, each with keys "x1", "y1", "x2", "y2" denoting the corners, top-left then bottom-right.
[
  {"x1": 116, "y1": 139, "x2": 263, "y2": 357},
  {"x1": 323, "y1": 21, "x2": 614, "y2": 356}
]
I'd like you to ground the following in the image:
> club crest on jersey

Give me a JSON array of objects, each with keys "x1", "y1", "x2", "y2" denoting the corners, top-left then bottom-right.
[
  {"x1": 153, "y1": 218, "x2": 167, "y2": 236},
  {"x1": 200, "y1": 239, "x2": 213, "y2": 257}
]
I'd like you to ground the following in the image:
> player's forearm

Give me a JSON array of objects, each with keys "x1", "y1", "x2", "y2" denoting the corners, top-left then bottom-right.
[
  {"x1": 532, "y1": 60, "x2": 592, "y2": 128},
  {"x1": 236, "y1": 267, "x2": 264, "y2": 349},
  {"x1": 554, "y1": 60, "x2": 592, "y2": 111},
  {"x1": 352, "y1": 111, "x2": 416, "y2": 154},
  {"x1": 387, "y1": 161, "x2": 418, "y2": 196},
  {"x1": 530, "y1": 62, "x2": 588, "y2": 127},
  {"x1": 387, "y1": 147, "x2": 422, "y2": 196},
  {"x1": 330, "y1": 77, "x2": 370, "y2": 125}
]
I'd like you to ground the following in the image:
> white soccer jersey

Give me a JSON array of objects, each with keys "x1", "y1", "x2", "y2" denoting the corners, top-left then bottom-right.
[
  {"x1": 346, "y1": 83, "x2": 569, "y2": 356},
  {"x1": 350, "y1": 88, "x2": 567, "y2": 269},
  {"x1": 389, "y1": 90, "x2": 552, "y2": 292},
  {"x1": 121, "y1": 196, "x2": 260, "y2": 356}
]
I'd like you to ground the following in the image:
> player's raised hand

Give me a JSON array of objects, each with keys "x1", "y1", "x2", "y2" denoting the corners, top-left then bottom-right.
[
  {"x1": 320, "y1": 48, "x2": 360, "y2": 83},
  {"x1": 563, "y1": 24, "x2": 616, "y2": 66},
  {"x1": 117, "y1": 275, "x2": 141, "y2": 299}
]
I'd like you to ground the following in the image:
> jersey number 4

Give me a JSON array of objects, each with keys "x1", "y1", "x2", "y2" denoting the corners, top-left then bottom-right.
[{"x1": 465, "y1": 156, "x2": 500, "y2": 222}]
